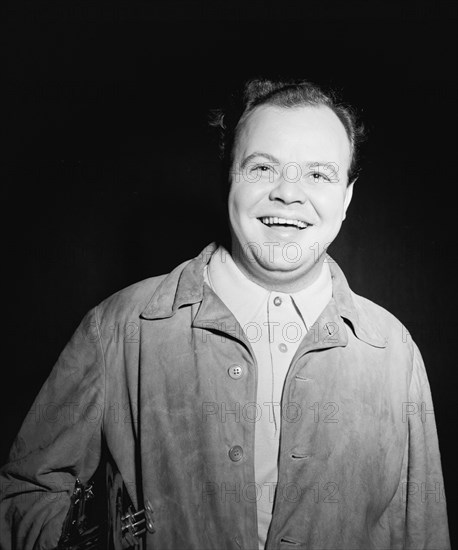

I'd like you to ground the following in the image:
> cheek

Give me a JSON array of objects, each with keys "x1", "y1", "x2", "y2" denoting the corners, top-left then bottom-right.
[
  {"x1": 229, "y1": 183, "x2": 263, "y2": 217},
  {"x1": 228, "y1": 189, "x2": 247, "y2": 229},
  {"x1": 312, "y1": 190, "x2": 346, "y2": 221}
]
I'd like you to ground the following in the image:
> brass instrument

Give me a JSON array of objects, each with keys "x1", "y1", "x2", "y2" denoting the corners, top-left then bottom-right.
[
  {"x1": 57, "y1": 462, "x2": 154, "y2": 550},
  {"x1": 57, "y1": 478, "x2": 100, "y2": 550}
]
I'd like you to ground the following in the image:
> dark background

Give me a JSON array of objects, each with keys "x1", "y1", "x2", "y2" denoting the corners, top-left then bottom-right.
[{"x1": 5, "y1": 0, "x2": 457, "y2": 546}]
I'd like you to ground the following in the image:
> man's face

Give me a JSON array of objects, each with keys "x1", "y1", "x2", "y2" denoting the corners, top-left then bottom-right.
[{"x1": 228, "y1": 104, "x2": 354, "y2": 291}]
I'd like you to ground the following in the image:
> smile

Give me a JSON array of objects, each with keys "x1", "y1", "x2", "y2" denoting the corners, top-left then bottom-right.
[{"x1": 258, "y1": 216, "x2": 310, "y2": 229}]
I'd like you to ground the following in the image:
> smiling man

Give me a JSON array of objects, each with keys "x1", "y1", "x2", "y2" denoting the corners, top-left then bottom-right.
[
  {"x1": 0, "y1": 79, "x2": 450, "y2": 550},
  {"x1": 228, "y1": 102, "x2": 353, "y2": 291}
]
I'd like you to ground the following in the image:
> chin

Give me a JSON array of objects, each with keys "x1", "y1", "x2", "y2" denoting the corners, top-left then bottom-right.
[
  {"x1": 257, "y1": 256, "x2": 316, "y2": 276},
  {"x1": 259, "y1": 259, "x2": 300, "y2": 272}
]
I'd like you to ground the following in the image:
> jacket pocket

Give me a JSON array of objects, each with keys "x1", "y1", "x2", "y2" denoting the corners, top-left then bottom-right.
[{"x1": 279, "y1": 536, "x2": 306, "y2": 549}]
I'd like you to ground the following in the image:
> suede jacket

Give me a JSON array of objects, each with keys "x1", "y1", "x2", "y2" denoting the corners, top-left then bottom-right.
[{"x1": 0, "y1": 243, "x2": 450, "y2": 550}]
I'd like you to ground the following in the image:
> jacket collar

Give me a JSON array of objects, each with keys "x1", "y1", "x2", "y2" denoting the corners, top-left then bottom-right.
[
  {"x1": 141, "y1": 243, "x2": 217, "y2": 320},
  {"x1": 141, "y1": 242, "x2": 387, "y2": 348},
  {"x1": 327, "y1": 259, "x2": 387, "y2": 348}
]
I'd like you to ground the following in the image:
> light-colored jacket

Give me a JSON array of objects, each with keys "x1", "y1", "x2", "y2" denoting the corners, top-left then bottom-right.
[{"x1": 0, "y1": 243, "x2": 450, "y2": 550}]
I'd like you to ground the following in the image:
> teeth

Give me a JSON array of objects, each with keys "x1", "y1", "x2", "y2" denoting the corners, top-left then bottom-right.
[{"x1": 260, "y1": 216, "x2": 308, "y2": 229}]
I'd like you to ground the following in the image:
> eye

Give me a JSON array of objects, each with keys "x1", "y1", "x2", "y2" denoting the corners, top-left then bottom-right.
[
  {"x1": 308, "y1": 172, "x2": 331, "y2": 184},
  {"x1": 250, "y1": 163, "x2": 273, "y2": 173}
]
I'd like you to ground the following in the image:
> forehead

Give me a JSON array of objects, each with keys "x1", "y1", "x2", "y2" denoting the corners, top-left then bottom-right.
[{"x1": 235, "y1": 104, "x2": 351, "y2": 163}]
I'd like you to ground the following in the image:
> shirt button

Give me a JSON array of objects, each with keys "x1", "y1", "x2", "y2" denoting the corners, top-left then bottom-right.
[
  {"x1": 228, "y1": 445, "x2": 244, "y2": 462},
  {"x1": 228, "y1": 364, "x2": 243, "y2": 379},
  {"x1": 273, "y1": 296, "x2": 282, "y2": 306},
  {"x1": 278, "y1": 343, "x2": 288, "y2": 353}
]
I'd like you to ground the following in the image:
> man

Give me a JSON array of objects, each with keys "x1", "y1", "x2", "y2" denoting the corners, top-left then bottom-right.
[{"x1": 0, "y1": 79, "x2": 450, "y2": 549}]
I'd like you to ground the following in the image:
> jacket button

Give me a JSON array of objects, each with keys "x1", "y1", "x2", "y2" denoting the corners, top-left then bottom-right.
[
  {"x1": 228, "y1": 445, "x2": 243, "y2": 462},
  {"x1": 273, "y1": 296, "x2": 282, "y2": 306},
  {"x1": 228, "y1": 364, "x2": 243, "y2": 379},
  {"x1": 278, "y1": 343, "x2": 288, "y2": 353}
]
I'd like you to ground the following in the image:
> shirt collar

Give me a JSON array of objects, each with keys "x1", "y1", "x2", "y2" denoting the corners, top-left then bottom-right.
[
  {"x1": 141, "y1": 242, "x2": 386, "y2": 348},
  {"x1": 206, "y1": 245, "x2": 332, "y2": 330}
]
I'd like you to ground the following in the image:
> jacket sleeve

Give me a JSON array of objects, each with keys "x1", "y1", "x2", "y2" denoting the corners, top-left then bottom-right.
[
  {"x1": 0, "y1": 307, "x2": 105, "y2": 550},
  {"x1": 404, "y1": 343, "x2": 450, "y2": 550}
]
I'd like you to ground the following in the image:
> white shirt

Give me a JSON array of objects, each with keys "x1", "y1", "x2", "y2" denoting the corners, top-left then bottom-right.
[{"x1": 204, "y1": 246, "x2": 332, "y2": 549}]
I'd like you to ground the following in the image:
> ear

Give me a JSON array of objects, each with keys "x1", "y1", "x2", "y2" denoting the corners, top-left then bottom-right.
[{"x1": 342, "y1": 179, "x2": 356, "y2": 221}]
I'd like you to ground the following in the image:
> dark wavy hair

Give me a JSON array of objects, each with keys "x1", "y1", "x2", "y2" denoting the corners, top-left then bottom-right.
[{"x1": 209, "y1": 78, "x2": 365, "y2": 196}]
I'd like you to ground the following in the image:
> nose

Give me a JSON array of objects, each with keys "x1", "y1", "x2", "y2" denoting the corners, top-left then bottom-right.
[{"x1": 269, "y1": 172, "x2": 308, "y2": 205}]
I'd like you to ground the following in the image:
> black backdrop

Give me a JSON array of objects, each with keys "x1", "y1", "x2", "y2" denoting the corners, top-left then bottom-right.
[{"x1": 5, "y1": 0, "x2": 458, "y2": 546}]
